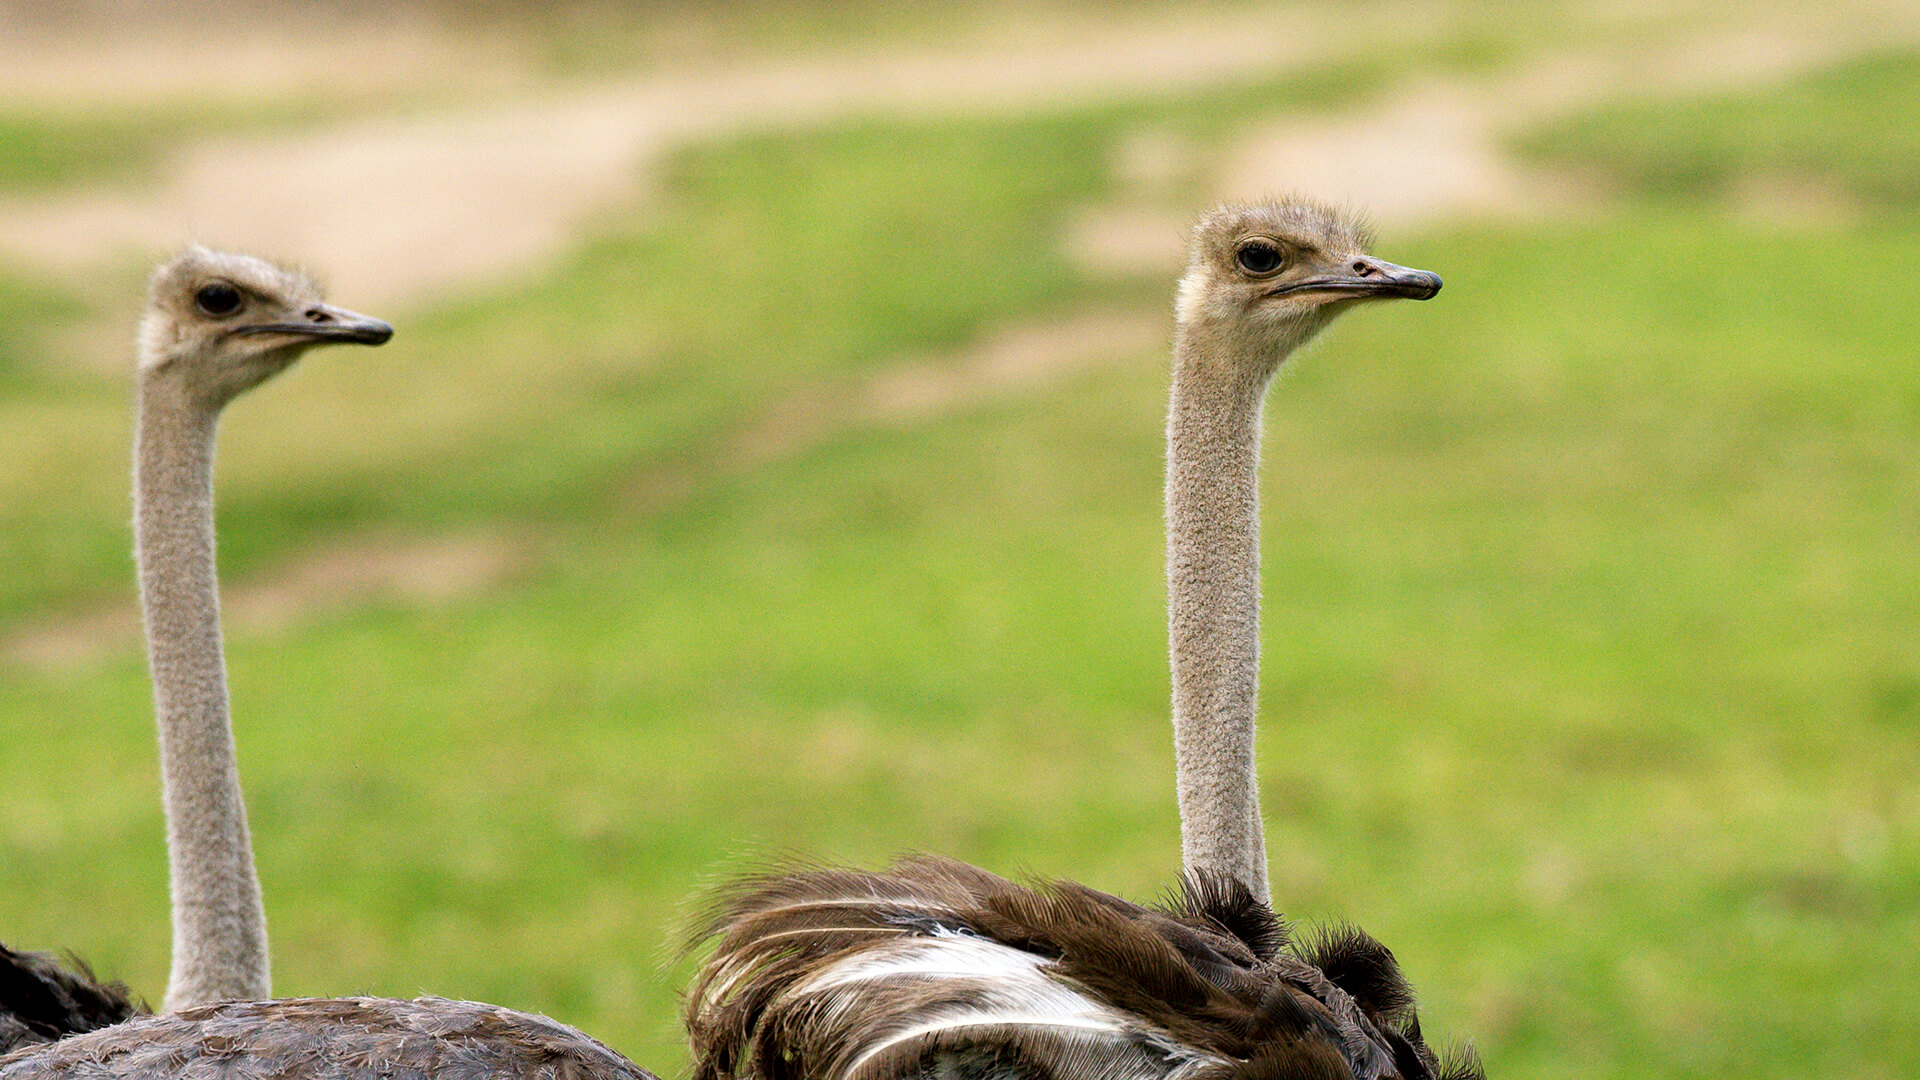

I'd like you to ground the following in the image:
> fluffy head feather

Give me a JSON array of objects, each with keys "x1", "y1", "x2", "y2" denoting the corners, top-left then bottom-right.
[
  {"x1": 138, "y1": 247, "x2": 392, "y2": 410},
  {"x1": 684, "y1": 858, "x2": 1480, "y2": 1080}
]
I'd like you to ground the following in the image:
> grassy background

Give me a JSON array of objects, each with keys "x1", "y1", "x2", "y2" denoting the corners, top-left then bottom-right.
[
  {"x1": 1515, "y1": 49, "x2": 1920, "y2": 212},
  {"x1": 3, "y1": 8, "x2": 1917, "y2": 1079}
]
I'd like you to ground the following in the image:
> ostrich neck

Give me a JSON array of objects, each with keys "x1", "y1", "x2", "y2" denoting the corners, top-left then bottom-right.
[
  {"x1": 1165, "y1": 329, "x2": 1276, "y2": 902},
  {"x1": 134, "y1": 375, "x2": 270, "y2": 1009}
]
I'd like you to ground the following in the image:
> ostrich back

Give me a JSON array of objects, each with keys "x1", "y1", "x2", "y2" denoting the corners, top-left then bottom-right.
[
  {"x1": 685, "y1": 857, "x2": 1479, "y2": 1080},
  {"x1": 0, "y1": 996, "x2": 659, "y2": 1080}
]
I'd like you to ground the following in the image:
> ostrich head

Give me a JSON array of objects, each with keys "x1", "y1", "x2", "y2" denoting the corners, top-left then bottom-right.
[
  {"x1": 1176, "y1": 201, "x2": 1440, "y2": 381},
  {"x1": 137, "y1": 247, "x2": 393, "y2": 409}
]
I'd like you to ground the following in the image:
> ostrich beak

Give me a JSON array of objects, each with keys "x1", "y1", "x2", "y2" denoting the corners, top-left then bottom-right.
[
  {"x1": 229, "y1": 302, "x2": 395, "y2": 345},
  {"x1": 1265, "y1": 257, "x2": 1443, "y2": 301}
]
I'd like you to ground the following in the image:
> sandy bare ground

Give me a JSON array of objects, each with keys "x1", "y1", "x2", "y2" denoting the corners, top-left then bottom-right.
[
  {"x1": 1072, "y1": 6, "x2": 1920, "y2": 274},
  {"x1": 1221, "y1": 17, "x2": 1918, "y2": 219},
  {"x1": 1, "y1": 531, "x2": 525, "y2": 671},
  {"x1": 0, "y1": 4, "x2": 1455, "y2": 309},
  {"x1": 728, "y1": 307, "x2": 1165, "y2": 475},
  {"x1": 4, "y1": 4, "x2": 1915, "y2": 306}
]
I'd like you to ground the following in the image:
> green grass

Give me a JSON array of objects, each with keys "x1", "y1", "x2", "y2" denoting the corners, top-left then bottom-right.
[
  {"x1": 5, "y1": 31, "x2": 1920, "y2": 1080},
  {"x1": 1514, "y1": 49, "x2": 1920, "y2": 211},
  {"x1": 0, "y1": 108, "x2": 194, "y2": 193},
  {"x1": 0, "y1": 270, "x2": 87, "y2": 387},
  {"x1": 0, "y1": 61, "x2": 1416, "y2": 620}
]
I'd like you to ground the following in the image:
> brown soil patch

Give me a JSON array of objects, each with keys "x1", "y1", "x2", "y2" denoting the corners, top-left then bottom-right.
[
  {"x1": 0, "y1": 4, "x2": 1454, "y2": 309},
  {"x1": 1, "y1": 530, "x2": 525, "y2": 672},
  {"x1": 5, "y1": 4, "x2": 1916, "y2": 306},
  {"x1": 1071, "y1": 5, "x2": 1920, "y2": 272},
  {"x1": 1215, "y1": 18, "x2": 1919, "y2": 227},
  {"x1": 861, "y1": 309, "x2": 1166, "y2": 423},
  {"x1": 1213, "y1": 22, "x2": 1920, "y2": 220},
  {"x1": 0, "y1": 20, "x2": 508, "y2": 107},
  {"x1": 629, "y1": 305, "x2": 1165, "y2": 508}
]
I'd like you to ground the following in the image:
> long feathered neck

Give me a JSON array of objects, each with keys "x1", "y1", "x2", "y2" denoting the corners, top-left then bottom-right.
[
  {"x1": 1165, "y1": 320, "x2": 1289, "y2": 905},
  {"x1": 134, "y1": 373, "x2": 270, "y2": 1010}
]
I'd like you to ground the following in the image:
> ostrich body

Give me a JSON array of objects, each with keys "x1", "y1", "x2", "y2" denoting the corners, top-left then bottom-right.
[
  {"x1": 2, "y1": 251, "x2": 658, "y2": 1080},
  {"x1": 0, "y1": 248, "x2": 389, "y2": 1044},
  {"x1": 684, "y1": 202, "x2": 1465, "y2": 1080},
  {"x1": 0, "y1": 998, "x2": 655, "y2": 1080}
]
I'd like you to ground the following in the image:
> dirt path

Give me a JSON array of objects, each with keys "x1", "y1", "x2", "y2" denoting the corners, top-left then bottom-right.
[
  {"x1": 1070, "y1": 5, "x2": 1920, "y2": 274},
  {"x1": 20, "y1": 3, "x2": 1912, "y2": 310},
  {"x1": 1220, "y1": 17, "x2": 1916, "y2": 222},
  {"x1": 5, "y1": 7, "x2": 1913, "y2": 309},
  {"x1": 0, "y1": 4, "x2": 1446, "y2": 309},
  {"x1": 7, "y1": 6, "x2": 1915, "y2": 309},
  {"x1": 0, "y1": 531, "x2": 526, "y2": 670}
]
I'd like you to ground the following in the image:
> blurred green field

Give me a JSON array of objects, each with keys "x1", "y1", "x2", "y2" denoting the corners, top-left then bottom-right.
[
  {"x1": 1516, "y1": 49, "x2": 1920, "y2": 212},
  {"x1": 3, "y1": 15, "x2": 1918, "y2": 1080}
]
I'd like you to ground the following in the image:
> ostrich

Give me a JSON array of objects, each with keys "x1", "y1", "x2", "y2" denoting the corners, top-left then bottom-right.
[
  {"x1": 1161, "y1": 201, "x2": 1438, "y2": 902},
  {"x1": 133, "y1": 248, "x2": 396, "y2": 1011},
  {"x1": 683, "y1": 201, "x2": 1471, "y2": 1080},
  {"x1": 0, "y1": 247, "x2": 390, "y2": 1041},
  {"x1": 0, "y1": 250, "x2": 657, "y2": 1080}
]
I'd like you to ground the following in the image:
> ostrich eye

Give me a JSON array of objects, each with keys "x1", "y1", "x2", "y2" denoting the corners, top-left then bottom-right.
[
  {"x1": 1235, "y1": 242, "x2": 1284, "y2": 276},
  {"x1": 194, "y1": 282, "x2": 243, "y2": 317}
]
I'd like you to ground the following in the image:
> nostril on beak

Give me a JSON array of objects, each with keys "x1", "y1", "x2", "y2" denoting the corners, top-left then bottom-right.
[
  {"x1": 1353, "y1": 261, "x2": 1375, "y2": 276},
  {"x1": 306, "y1": 308, "x2": 334, "y2": 324}
]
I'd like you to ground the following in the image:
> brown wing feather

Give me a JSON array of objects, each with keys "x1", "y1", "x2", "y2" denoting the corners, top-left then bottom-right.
[{"x1": 684, "y1": 857, "x2": 1481, "y2": 1080}]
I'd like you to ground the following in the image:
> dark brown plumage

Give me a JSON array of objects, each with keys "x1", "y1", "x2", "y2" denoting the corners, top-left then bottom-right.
[
  {"x1": 0, "y1": 997, "x2": 658, "y2": 1080},
  {"x1": 0, "y1": 948, "x2": 144, "y2": 1056},
  {"x1": 684, "y1": 857, "x2": 1480, "y2": 1080}
]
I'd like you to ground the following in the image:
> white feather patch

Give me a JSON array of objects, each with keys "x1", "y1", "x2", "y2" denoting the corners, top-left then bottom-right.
[
  {"x1": 802, "y1": 934, "x2": 1057, "y2": 990},
  {"x1": 792, "y1": 934, "x2": 1228, "y2": 1080}
]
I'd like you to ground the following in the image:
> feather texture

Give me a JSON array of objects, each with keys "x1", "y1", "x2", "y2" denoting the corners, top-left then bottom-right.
[
  {"x1": 0, "y1": 996, "x2": 659, "y2": 1080},
  {"x1": 684, "y1": 858, "x2": 1480, "y2": 1080},
  {"x1": 0, "y1": 946, "x2": 144, "y2": 1055}
]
